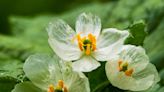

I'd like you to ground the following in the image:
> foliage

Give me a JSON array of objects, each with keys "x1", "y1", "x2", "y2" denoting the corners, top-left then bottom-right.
[{"x1": 0, "y1": 0, "x2": 164, "y2": 92}]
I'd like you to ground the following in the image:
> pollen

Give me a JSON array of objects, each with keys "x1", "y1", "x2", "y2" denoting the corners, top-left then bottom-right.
[
  {"x1": 76, "y1": 33, "x2": 96, "y2": 55},
  {"x1": 125, "y1": 69, "x2": 134, "y2": 76},
  {"x1": 48, "y1": 80, "x2": 68, "y2": 92}
]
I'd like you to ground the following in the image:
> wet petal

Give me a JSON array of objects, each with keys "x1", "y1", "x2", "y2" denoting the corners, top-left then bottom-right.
[
  {"x1": 23, "y1": 54, "x2": 63, "y2": 90},
  {"x1": 119, "y1": 45, "x2": 149, "y2": 73},
  {"x1": 106, "y1": 54, "x2": 160, "y2": 91},
  {"x1": 47, "y1": 19, "x2": 82, "y2": 61},
  {"x1": 106, "y1": 60, "x2": 139, "y2": 91},
  {"x1": 97, "y1": 28, "x2": 129, "y2": 49},
  {"x1": 76, "y1": 13, "x2": 101, "y2": 38},
  {"x1": 64, "y1": 71, "x2": 90, "y2": 92},
  {"x1": 92, "y1": 41, "x2": 123, "y2": 61},
  {"x1": 93, "y1": 28, "x2": 129, "y2": 61},
  {"x1": 72, "y1": 56, "x2": 100, "y2": 72},
  {"x1": 132, "y1": 63, "x2": 160, "y2": 91}
]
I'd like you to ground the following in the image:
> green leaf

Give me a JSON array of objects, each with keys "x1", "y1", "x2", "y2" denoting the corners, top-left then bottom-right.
[
  {"x1": 87, "y1": 62, "x2": 124, "y2": 92},
  {"x1": 159, "y1": 69, "x2": 164, "y2": 85},
  {"x1": 158, "y1": 87, "x2": 164, "y2": 92},
  {"x1": 87, "y1": 62, "x2": 108, "y2": 91},
  {"x1": 11, "y1": 82, "x2": 43, "y2": 92},
  {"x1": 125, "y1": 20, "x2": 147, "y2": 46},
  {"x1": 0, "y1": 60, "x2": 23, "y2": 79},
  {"x1": 0, "y1": 76, "x2": 17, "y2": 92},
  {"x1": 144, "y1": 18, "x2": 164, "y2": 71}
]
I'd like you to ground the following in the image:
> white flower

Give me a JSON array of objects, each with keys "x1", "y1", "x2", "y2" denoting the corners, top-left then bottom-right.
[
  {"x1": 47, "y1": 13, "x2": 129, "y2": 72},
  {"x1": 105, "y1": 45, "x2": 160, "y2": 91},
  {"x1": 12, "y1": 54, "x2": 90, "y2": 92}
]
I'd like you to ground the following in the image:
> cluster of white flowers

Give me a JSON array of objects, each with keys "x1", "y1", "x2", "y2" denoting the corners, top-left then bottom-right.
[{"x1": 12, "y1": 13, "x2": 160, "y2": 92}]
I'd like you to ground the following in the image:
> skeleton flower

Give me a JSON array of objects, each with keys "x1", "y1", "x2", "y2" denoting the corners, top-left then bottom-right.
[
  {"x1": 12, "y1": 54, "x2": 90, "y2": 92},
  {"x1": 105, "y1": 45, "x2": 160, "y2": 91},
  {"x1": 47, "y1": 13, "x2": 129, "y2": 72}
]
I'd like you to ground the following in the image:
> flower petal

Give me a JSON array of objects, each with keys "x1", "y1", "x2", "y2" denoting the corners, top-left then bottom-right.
[
  {"x1": 106, "y1": 59, "x2": 135, "y2": 90},
  {"x1": 93, "y1": 28, "x2": 129, "y2": 61},
  {"x1": 105, "y1": 60, "x2": 141, "y2": 91},
  {"x1": 97, "y1": 28, "x2": 129, "y2": 49},
  {"x1": 47, "y1": 19, "x2": 82, "y2": 61},
  {"x1": 76, "y1": 13, "x2": 101, "y2": 38},
  {"x1": 119, "y1": 45, "x2": 149, "y2": 73},
  {"x1": 72, "y1": 56, "x2": 100, "y2": 72},
  {"x1": 64, "y1": 71, "x2": 90, "y2": 92},
  {"x1": 92, "y1": 41, "x2": 123, "y2": 61},
  {"x1": 132, "y1": 63, "x2": 160, "y2": 91},
  {"x1": 23, "y1": 54, "x2": 63, "y2": 90},
  {"x1": 12, "y1": 82, "x2": 43, "y2": 92},
  {"x1": 106, "y1": 54, "x2": 160, "y2": 91}
]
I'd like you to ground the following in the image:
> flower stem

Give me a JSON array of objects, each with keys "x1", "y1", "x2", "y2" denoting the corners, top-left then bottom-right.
[{"x1": 92, "y1": 81, "x2": 110, "y2": 92}]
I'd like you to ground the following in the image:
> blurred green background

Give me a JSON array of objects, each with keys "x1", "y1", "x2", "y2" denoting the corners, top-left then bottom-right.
[{"x1": 0, "y1": 0, "x2": 164, "y2": 92}]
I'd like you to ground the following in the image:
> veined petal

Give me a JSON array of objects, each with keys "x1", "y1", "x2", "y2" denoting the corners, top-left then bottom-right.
[
  {"x1": 23, "y1": 54, "x2": 63, "y2": 90},
  {"x1": 49, "y1": 38, "x2": 82, "y2": 61},
  {"x1": 106, "y1": 60, "x2": 146, "y2": 91},
  {"x1": 92, "y1": 41, "x2": 123, "y2": 61},
  {"x1": 63, "y1": 71, "x2": 90, "y2": 92},
  {"x1": 76, "y1": 13, "x2": 101, "y2": 38},
  {"x1": 72, "y1": 56, "x2": 100, "y2": 72},
  {"x1": 47, "y1": 19, "x2": 82, "y2": 61},
  {"x1": 97, "y1": 28, "x2": 129, "y2": 49},
  {"x1": 132, "y1": 63, "x2": 160, "y2": 91},
  {"x1": 12, "y1": 82, "x2": 43, "y2": 92},
  {"x1": 106, "y1": 53, "x2": 160, "y2": 91},
  {"x1": 93, "y1": 28, "x2": 129, "y2": 61},
  {"x1": 119, "y1": 45, "x2": 149, "y2": 73},
  {"x1": 106, "y1": 60, "x2": 136, "y2": 90}
]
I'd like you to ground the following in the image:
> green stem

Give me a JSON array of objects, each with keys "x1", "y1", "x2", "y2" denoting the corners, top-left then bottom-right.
[{"x1": 92, "y1": 81, "x2": 110, "y2": 92}]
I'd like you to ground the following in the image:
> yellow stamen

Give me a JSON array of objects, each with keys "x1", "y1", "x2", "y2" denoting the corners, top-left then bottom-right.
[
  {"x1": 118, "y1": 60, "x2": 123, "y2": 71},
  {"x1": 75, "y1": 33, "x2": 97, "y2": 55},
  {"x1": 64, "y1": 86, "x2": 68, "y2": 92},
  {"x1": 125, "y1": 69, "x2": 134, "y2": 76},
  {"x1": 77, "y1": 34, "x2": 81, "y2": 41},
  {"x1": 86, "y1": 44, "x2": 91, "y2": 55},
  {"x1": 78, "y1": 42, "x2": 83, "y2": 51},
  {"x1": 118, "y1": 60, "x2": 133, "y2": 77},
  {"x1": 88, "y1": 34, "x2": 96, "y2": 51},
  {"x1": 77, "y1": 34, "x2": 83, "y2": 51},
  {"x1": 48, "y1": 80, "x2": 68, "y2": 92},
  {"x1": 58, "y1": 80, "x2": 64, "y2": 88},
  {"x1": 48, "y1": 84, "x2": 54, "y2": 92}
]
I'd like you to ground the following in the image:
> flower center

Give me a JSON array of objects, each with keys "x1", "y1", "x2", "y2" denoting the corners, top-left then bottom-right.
[
  {"x1": 48, "y1": 80, "x2": 68, "y2": 92},
  {"x1": 118, "y1": 60, "x2": 133, "y2": 76},
  {"x1": 76, "y1": 33, "x2": 96, "y2": 55}
]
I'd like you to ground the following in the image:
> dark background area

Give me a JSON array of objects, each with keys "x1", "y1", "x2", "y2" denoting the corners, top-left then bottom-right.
[{"x1": 0, "y1": 0, "x2": 112, "y2": 34}]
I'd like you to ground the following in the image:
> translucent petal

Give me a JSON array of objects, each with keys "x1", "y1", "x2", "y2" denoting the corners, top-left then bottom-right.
[
  {"x1": 12, "y1": 82, "x2": 44, "y2": 92},
  {"x1": 92, "y1": 42, "x2": 123, "y2": 61},
  {"x1": 47, "y1": 19, "x2": 82, "y2": 61},
  {"x1": 48, "y1": 38, "x2": 82, "y2": 61},
  {"x1": 63, "y1": 71, "x2": 90, "y2": 92},
  {"x1": 93, "y1": 28, "x2": 129, "y2": 61},
  {"x1": 23, "y1": 54, "x2": 63, "y2": 90},
  {"x1": 106, "y1": 57, "x2": 160, "y2": 91},
  {"x1": 106, "y1": 60, "x2": 142, "y2": 91},
  {"x1": 119, "y1": 45, "x2": 149, "y2": 73},
  {"x1": 97, "y1": 28, "x2": 129, "y2": 49},
  {"x1": 132, "y1": 63, "x2": 160, "y2": 91},
  {"x1": 76, "y1": 13, "x2": 101, "y2": 38},
  {"x1": 72, "y1": 56, "x2": 100, "y2": 72}
]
